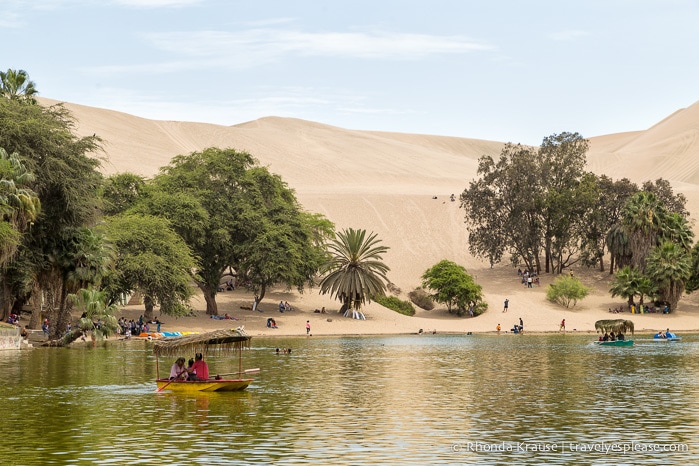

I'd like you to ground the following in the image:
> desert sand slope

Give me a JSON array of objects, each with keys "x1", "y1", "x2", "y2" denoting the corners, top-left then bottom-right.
[{"x1": 33, "y1": 97, "x2": 699, "y2": 334}]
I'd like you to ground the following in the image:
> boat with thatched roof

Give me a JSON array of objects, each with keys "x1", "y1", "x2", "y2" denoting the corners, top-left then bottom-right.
[
  {"x1": 594, "y1": 319, "x2": 634, "y2": 347},
  {"x1": 153, "y1": 328, "x2": 258, "y2": 392}
]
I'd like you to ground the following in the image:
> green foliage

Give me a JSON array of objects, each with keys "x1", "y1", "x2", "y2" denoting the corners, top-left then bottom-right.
[
  {"x1": 68, "y1": 288, "x2": 119, "y2": 339},
  {"x1": 645, "y1": 241, "x2": 692, "y2": 310},
  {"x1": 101, "y1": 214, "x2": 196, "y2": 318},
  {"x1": 421, "y1": 260, "x2": 484, "y2": 316},
  {"x1": 101, "y1": 173, "x2": 146, "y2": 216},
  {"x1": 408, "y1": 287, "x2": 434, "y2": 310},
  {"x1": 319, "y1": 228, "x2": 390, "y2": 316},
  {"x1": 546, "y1": 275, "x2": 590, "y2": 308},
  {"x1": 373, "y1": 294, "x2": 415, "y2": 316},
  {"x1": 0, "y1": 69, "x2": 38, "y2": 104},
  {"x1": 139, "y1": 147, "x2": 332, "y2": 315}
]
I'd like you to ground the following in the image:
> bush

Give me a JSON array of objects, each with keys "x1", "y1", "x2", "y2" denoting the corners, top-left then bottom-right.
[
  {"x1": 408, "y1": 288, "x2": 434, "y2": 310},
  {"x1": 374, "y1": 295, "x2": 416, "y2": 316},
  {"x1": 546, "y1": 275, "x2": 590, "y2": 308}
]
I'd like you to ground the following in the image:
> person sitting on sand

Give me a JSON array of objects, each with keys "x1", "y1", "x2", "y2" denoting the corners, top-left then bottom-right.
[{"x1": 170, "y1": 357, "x2": 189, "y2": 380}]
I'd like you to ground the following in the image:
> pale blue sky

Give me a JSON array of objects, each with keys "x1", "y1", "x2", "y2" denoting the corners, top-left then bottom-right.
[{"x1": 3, "y1": 0, "x2": 698, "y2": 145}]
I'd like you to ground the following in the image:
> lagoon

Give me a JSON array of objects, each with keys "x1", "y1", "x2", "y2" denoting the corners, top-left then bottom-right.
[{"x1": 1, "y1": 334, "x2": 697, "y2": 465}]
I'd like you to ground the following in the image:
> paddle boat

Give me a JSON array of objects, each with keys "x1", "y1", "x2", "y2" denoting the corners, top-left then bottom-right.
[
  {"x1": 153, "y1": 328, "x2": 258, "y2": 393},
  {"x1": 652, "y1": 330, "x2": 681, "y2": 342},
  {"x1": 594, "y1": 319, "x2": 634, "y2": 347}
]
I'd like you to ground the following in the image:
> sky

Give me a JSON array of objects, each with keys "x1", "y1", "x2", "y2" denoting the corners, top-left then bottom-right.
[{"x1": 3, "y1": 0, "x2": 699, "y2": 145}]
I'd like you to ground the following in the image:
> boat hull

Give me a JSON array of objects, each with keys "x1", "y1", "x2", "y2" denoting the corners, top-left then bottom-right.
[
  {"x1": 594, "y1": 340, "x2": 634, "y2": 347},
  {"x1": 156, "y1": 378, "x2": 252, "y2": 392}
]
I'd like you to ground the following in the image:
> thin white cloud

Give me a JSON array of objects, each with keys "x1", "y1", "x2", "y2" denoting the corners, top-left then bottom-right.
[
  {"x1": 146, "y1": 28, "x2": 493, "y2": 62},
  {"x1": 548, "y1": 30, "x2": 589, "y2": 41},
  {"x1": 113, "y1": 0, "x2": 202, "y2": 6}
]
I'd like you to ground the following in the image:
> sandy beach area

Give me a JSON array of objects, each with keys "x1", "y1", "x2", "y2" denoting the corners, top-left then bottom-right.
[
  {"x1": 37, "y1": 98, "x2": 699, "y2": 341},
  {"x1": 117, "y1": 263, "x2": 699, "y2": 339}
]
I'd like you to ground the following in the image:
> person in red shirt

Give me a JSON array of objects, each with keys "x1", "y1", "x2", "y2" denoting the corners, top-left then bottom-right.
[{"x1": 190, "y1": 353, "x2": 209, "y2": 380}]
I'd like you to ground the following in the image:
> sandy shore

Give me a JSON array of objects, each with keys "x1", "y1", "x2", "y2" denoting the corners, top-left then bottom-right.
[{"x1": 117, "y1": 264, "x2": 699, "y2": 339}]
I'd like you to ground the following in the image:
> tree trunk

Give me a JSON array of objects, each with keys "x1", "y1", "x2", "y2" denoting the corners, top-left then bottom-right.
[
  {"x1": 143, "y1": 295, "x2": 155, "y2": 321},
  {"x1": 609, "y1": 255, "x2": 615, "y2": 275},
  {"x1": 28, "y1": 283, "x2": 41, "y2": 329},
  {"x1": 598, "y1": 255, "x2": 605, "y2": 273},
  {"x1": 197, "y1": 283, "x2": 218, "y2": 315},
  {"x1": 52, "y1": 282, "x2": 70, "y2": 340},
  {"x1": 0, "y1": 280, "x2": 12, "y2": 322}
]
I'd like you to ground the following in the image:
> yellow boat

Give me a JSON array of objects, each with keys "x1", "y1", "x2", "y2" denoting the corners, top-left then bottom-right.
[
  {"x1": 153, "y1": 328, "x2": 257, "y2": 393},
  {"x1": 155, "y1": 377, "x2": 253, "y2": 392}
]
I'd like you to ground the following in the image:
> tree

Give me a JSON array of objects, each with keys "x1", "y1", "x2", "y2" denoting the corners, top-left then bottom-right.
[
  {"x1": 538, "y1": 132, "x2": 590, "y2": 274},
  {"x1": 461, "y1": 143, "x2": 544, "y2": 273},
  {"x1": 0, "y1": 97, "x2": 103, "y2": 337},
  {"x1": 621, "y1": 191, "x2": 665, "y2": 272},
  {"x1": 69, "y1": 288, "x2": 119, "y2": 341},
  {"x1": 545, "y1": 275, "x2": 590, "y2": 308},
  {"x1": 101, "y1": 173, "x2": 146, "y2": 216},
  {"x1": 645, "y1": 241, "x2": 692, "y2": 311},
  {"x1": 319, "y1": 228, "x2": 390, "y2": 319},
  {"x1": 421, "y1": 260, "x2": 486, "y2": 316},
  {"x1": 0, "y1": 69, "x2": 38, "y2": 103},
  {"x1": 581, "y1": 175, "x2": 638, "y2": 273},
  {"x1": 101, "y1": 214, "x2": 197, "y2": 320},
  {"x1": 230, "y1": 169, "x2": 333, "y2": 308},
  {"x1": 609, "y1": 266, "x2": 647, "y2": 307},
  {"x1": 0, "y1": 147, "x2": 41, "y2": 267}
]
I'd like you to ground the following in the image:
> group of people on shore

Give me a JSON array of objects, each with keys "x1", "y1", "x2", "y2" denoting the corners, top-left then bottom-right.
[
  {"x1": 608, "y1": 304, "x2": 671, "y2": 314},
  {"x1": 517, "y1": 269, "x2": 540, "y2": 288},
  {"x1": 169, "y1": 353, "x2": 210, "y2": 381}
]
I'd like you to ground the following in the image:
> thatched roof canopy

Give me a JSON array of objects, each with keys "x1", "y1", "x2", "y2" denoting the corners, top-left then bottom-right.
[
  {"x1": 153, "y1": 329, "x2": 251, "y2": 358},
  {"x1": 595, "y1": 319, "x2": 634, "y2": 335}
]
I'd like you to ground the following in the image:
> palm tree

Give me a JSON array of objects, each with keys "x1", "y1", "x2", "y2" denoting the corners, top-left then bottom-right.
[
  {"x1": 609, "y1": 266, "x2": 644, "y2": 307},
  {"x1": 319, "y1": 228, "x2": 390, "y2": 319},
  {"x1": 0, "y1": 148, "x2": 41, "y2": 265},
  {"x1": 646, "y1": 241, "x2": 693, "y2": 311},
  {"x1": 0, "y1": 69, "x2": 38, "y2": 103},
  {"x1": 621, "y1": 191, "x2": 664, "y2": 271},
  {"x1": 605, "y1": 223, "x2": 631, "y2": 275}
]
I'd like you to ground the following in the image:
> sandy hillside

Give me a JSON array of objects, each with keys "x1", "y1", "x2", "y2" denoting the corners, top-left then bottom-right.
[{"x1": 36, "y1": 97, "x2": 699, "y2": 335}]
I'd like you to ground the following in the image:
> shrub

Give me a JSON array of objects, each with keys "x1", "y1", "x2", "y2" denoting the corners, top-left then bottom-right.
[
  {"x1": 408, "y1": 288, "x2": 434, "y2": 310},
  {"x1": 546, "y1": 275, "x2": 590, "y2": 308},
  {"x1": 374, "y1": 295, "x2": 415, "y2": 316}
]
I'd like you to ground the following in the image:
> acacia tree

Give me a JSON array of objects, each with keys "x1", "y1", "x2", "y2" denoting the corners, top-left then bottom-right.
[
  {"x1": 319, "y1": 228, "x2": 390, "y2": 319},
  {"x1": 234, "y1": 169, "x2": 334, "y2": 307},
  {"x1": 101, "y1": 214, "x2": 197, "y2": 320},
  {"x1": 421, "y1": 260, "x2": 485, "y2": 316}
]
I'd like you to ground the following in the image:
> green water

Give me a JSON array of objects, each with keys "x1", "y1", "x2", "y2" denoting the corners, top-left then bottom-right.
[{"x1": 1, "y1": 334, "x2": 697, "y2": 465}]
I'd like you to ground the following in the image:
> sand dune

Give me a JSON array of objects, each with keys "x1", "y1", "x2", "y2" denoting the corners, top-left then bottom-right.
[{"x1": 36, "y1": 97, "x2": 699, "y2": 336}]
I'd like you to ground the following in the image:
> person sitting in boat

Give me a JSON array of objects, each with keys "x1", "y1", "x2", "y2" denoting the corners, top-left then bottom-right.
[
  {"x1": 189, "y1": 353, "x2": 209, "y2": 381},
  {"x1": 602, "y1": 333, "x2": 609, "y2": 341},
  {"x1": 169, "y1": 357, "x2": 189, "y2": 380},
  {"x1": 608, "y1": 333, "x2": 616, "y2": 341},
  {"x1": 666, "y1": 328, "x2": 675, "y2": 339},
  {"x1": 617, "y1": 332, "x2": 624, "y2": 340}
]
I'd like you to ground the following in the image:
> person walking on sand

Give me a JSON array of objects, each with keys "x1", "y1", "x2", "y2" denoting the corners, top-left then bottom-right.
[
  {"x1": 560, "y1": 319, "x2": 566, "y2": 332},
  {"x1": 306, "y1": 320, "x2": 311, "y2": 336},
  {"x1": 519, "y1": 317, "x2": 524, "y2": 334},
  {"x1": 503, "y1": 298, "x2": 509, "y2": 313}
]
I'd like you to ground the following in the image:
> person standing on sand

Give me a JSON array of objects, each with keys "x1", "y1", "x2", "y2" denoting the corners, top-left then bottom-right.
[
  {"x1": 519, "y1": 317, "x2": 524, "y2": 334},
  {"x1": 496, "y1": 323, "x2": 501, "y2": 335},
  {"x1": 560, "y1": 319, "x2": 566, "y2": 332},
  {"x1": 503, "y1": 298, "x2": 509, "y2": 313},
  {"x1": 306, "y1": 320, "x2": 311, "y2": 336}
]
